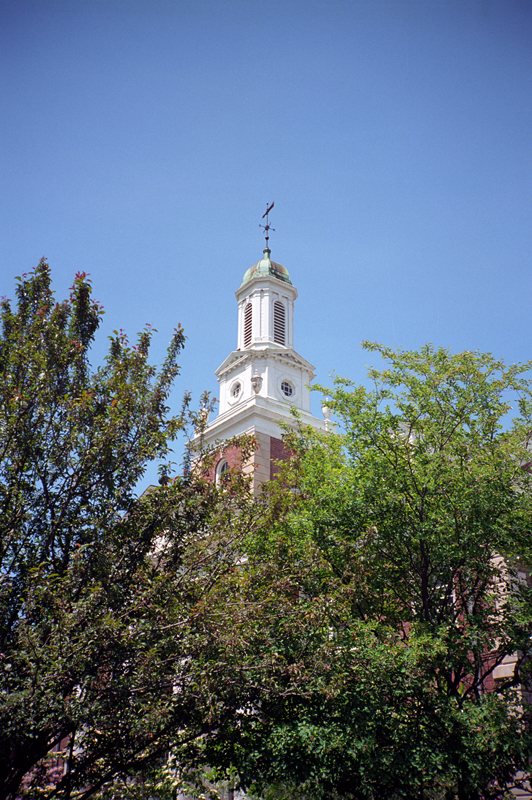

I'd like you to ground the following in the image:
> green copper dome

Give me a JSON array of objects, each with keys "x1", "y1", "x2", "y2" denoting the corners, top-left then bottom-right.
[{"x1": 240, "y1": 248, "x2": 291, "y2": 287}]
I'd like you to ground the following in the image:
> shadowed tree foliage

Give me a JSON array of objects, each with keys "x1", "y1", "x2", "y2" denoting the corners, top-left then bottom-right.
[{"x1": 0, "y1": 261, "x2": 260, "y2": 800}]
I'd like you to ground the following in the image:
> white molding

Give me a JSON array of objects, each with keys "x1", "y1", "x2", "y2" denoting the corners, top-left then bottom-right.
[
  {"x1": 216, "y1": 348, "x2": 316, "y2": 380},
  {"x1": 197, "y1": 395, "x2": 326, "y2": 447}
]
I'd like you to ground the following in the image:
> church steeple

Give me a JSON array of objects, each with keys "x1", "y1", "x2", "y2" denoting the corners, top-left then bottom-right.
[{"x1": 195, "y1": 217, "x2": 326, "y2": 492}]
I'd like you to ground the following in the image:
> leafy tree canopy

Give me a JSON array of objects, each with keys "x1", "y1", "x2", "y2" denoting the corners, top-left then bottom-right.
[
  {"x1": 199, "y1": 343, "x2": 532, "y2": 800},
  {"x1": 0, "y1": 261, "x2": 259, "y2": 800},
  {"x1": 7, "y1": 268, "x2": 532, "y2": 800}
]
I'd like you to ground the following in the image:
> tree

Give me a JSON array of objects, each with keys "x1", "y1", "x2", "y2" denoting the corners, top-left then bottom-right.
[
  {"x1": 198, "y1": 343, "x2": 532, "y2": 800},
  {"x1": 0, "y1": 261, "x2": 259, "y2": 800}
]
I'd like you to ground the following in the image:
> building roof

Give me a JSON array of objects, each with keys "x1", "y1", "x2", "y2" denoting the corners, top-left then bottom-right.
[{"x1": 240, "y1": 247, "x2": 292, "y2": 287}]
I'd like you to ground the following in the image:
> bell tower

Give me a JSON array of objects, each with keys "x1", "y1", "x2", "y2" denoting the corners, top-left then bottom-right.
[{"x1": 196, "y1": 213, "x2": 327, "y2": 492}]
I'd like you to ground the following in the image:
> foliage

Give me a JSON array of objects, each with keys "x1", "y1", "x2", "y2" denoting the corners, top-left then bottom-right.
[
  {"x1": 199, "y1": 343, "x2": 532, "y2": 800},
  {"x1": 0, "y1": 261, "x2": 260, "y2": 800},
  {"x1": 7, "y1": 270, "x2": 532, "y2": 800}
]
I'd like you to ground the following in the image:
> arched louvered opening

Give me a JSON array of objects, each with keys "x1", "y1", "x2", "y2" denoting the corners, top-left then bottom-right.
[
  {"x1": 273, "y1": 301, "x2": 285, "y2": 345},
  {"x1": 243, "y1": 302, "x2": 252, "y2": 347}
]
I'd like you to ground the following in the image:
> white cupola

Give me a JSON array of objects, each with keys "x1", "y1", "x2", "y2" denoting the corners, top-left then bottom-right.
[
  {"x1": 215, "y1": 244, "x2": 314, "y2": 417},
  {"x1": 236, "y1": 247, "x2": 297, "y2": 350},
  {"x1": 236, "y1": 247, "x2": 297, "y2": 351}
]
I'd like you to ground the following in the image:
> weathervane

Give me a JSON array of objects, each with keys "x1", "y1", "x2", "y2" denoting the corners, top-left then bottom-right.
[{"x1": 259, "y1": 201, "x2": 275, "y2": 248}]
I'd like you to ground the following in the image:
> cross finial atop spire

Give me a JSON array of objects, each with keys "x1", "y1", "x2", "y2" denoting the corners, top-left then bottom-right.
[{"x1": 259, "y1": 201, "x2": 275, "y2": 249}]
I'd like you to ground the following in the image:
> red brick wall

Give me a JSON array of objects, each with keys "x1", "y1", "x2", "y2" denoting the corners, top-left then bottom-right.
[
  {"x1": 206, "y1": 444, "x2": 245, "y2": 483},
  {"x1": 205, "y1": 437, "x2": 290, "y2": 485},
  {"x1": 270, "y1": 436, "x2": 291, "y2": 480}
]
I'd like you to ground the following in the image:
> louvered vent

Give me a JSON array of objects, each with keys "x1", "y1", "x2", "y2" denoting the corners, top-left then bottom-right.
[
  {"x1": 244, "y1": 303, "x2": 252, "y2": 347},
  {"x1": 273, "y1": 301, "x2": 285, "y2": 345}
]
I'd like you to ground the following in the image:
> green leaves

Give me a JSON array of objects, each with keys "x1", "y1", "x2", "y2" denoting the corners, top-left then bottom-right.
[
  {"x1": 6, "y1": 269, "x2": 532, "y2": 800},
  {"x1": 0, "y1": 262, "x2": 239, "y2": 800},
  {"x1": 203, "y1": 344, "x2": 532, "y2": 800}
]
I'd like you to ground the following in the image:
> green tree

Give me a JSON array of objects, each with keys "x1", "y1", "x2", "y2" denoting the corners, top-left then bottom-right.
[
  {"x1": 199, "y1": 343, "x2": 532, "y2": 800},
  {"x1": 0, "y1": 261, "x2": 258, "y2": 800}
]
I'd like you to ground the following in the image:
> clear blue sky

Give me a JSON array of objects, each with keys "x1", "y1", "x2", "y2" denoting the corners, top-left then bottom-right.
[{"x1": 1, "y1": 0, "x2": 531, "y2": 475}]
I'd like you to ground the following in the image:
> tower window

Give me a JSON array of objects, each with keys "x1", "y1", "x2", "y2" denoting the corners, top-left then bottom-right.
[
  {"x1": 231, "y1": 382, "x2": 241, "y2": 399},
  {"x1": 281, "y1": 380, "x2": 293, "y2": 398},
  {"x1": 273, "y1": 301, "x2": 285, "y2": 345},
  {"x1": 244, "y1": 302, "x2": 252, "y2": 348}
]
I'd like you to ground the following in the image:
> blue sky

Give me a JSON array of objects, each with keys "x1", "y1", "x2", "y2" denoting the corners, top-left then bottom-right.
[{"x1": 1, "y1": 0, "x2": 531, "y2": 476}]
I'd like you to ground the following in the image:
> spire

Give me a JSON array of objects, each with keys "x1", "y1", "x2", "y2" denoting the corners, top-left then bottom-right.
[{"x1": 259, "y1": 201, "x2": 275, "y2": 249}]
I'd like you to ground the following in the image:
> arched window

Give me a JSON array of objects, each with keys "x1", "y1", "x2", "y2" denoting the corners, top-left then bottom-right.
[
  {"x1": 273, "y1": 301, "x2": 285, "y2": 345},
  {"x1": 215, "y1": 458, "x2": 229, "y2": 485},
  {"x1": 243, "y1": 302, "x2": 252, "y2": 348}
]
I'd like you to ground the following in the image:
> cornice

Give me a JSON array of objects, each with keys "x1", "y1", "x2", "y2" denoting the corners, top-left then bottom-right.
[
  {"x1": 192, "y1": 394, "x2": 326, "y2": 448},
  {"x1": 216, "y1": 347, "x2": 316, "y2": 379},
  {"x1": 235, "y1": 273, "x2": 298, "y2": 301}
]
